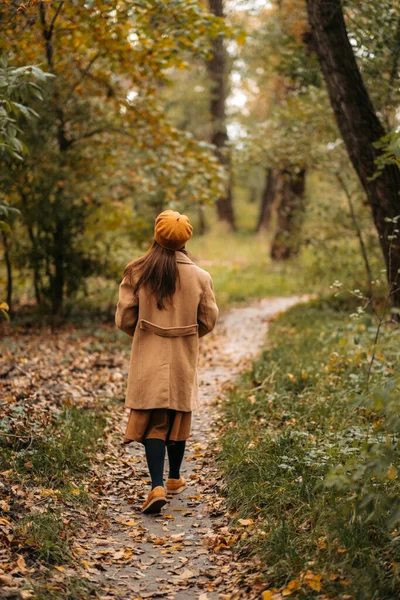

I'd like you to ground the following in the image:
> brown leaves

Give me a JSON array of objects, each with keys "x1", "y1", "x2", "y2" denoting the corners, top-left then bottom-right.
[{"x1": 0, "y1": 299, "x2": 294, "y2": 599}]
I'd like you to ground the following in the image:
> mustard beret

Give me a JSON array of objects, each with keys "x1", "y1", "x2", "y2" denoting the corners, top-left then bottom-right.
[{"x1": 154, "y1": 209, "x2": 193, "y2": 251}]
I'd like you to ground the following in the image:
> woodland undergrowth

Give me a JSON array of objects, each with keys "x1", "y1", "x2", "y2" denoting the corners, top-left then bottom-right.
[{"x1": 219, "y1": 296, "x2": 400, "y2": 599}]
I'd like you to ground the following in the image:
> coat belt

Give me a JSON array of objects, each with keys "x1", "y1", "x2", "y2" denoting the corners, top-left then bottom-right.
[{"x1": 139, "y1": 319, "x2": 198, "y2": 337}]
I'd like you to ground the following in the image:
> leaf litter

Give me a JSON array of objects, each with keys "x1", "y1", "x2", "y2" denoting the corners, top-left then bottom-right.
[{"x1": 0, "y1": 297, "x2": 305, "y2": 599}]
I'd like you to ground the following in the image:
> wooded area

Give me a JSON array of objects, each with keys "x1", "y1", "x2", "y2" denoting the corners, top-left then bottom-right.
[
  {"x1": 1, "y1": 1, "x2": 400, "y2": 599},
  {"x1": 1, "y1": 0, "x2": 400, "y2": 319}
]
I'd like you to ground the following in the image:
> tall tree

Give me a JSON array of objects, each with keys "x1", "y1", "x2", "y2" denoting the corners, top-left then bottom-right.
[
  {"x1": 256, "y1": 168, "x2": 279, "y2": 232},
  {"x1": 306, "y1": 0, "x2": 400, "y2": 306},
  {"x1": 232, "y1": 0, "x2": 320, "y2": 253},
  {"x1": 1, "y1": 1, "x2": 225, "y2": 316},
  {"x1": 207, "y1": 0, "x2": 236, "y2": 230},
  {"x1": 271, "y1": 168, "x2": 306, "y2": 259}
]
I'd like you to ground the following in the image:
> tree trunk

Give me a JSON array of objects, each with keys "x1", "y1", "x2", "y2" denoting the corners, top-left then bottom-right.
[
  {"x1": 306, "y1": 0, "x2": 400, "y2": 305},
  {"x1": 2, "y1": 232, "x2": 13, "y2": 312},
  {"x1": 256, "y1": 168, "x2": 279, "y2": 232},
  {"x1": 52, "y1": 220, "x2": 64, "y2": 316},
  {"x1": 270, "y1": 169, "x2": 306, "y2": 261},
  {"x1": 40, "y1": 3, "x2": 68, "y2": 318},
  {"x1": 198, "y1": 203, "x2": 207, "y2": 235},
  {"x1": 207, "y1": 0, "x2": 236, "y2": 230}
]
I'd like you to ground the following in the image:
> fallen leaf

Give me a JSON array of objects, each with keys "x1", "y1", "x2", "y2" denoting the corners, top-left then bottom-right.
[{"x1": 238, "y1": 518, "x2": 253, "y2": 526}]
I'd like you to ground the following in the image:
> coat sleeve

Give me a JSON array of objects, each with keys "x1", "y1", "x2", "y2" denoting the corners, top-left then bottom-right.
[
  {"x1": 115, "y1": 271, "x2": 139, "y2": 337},
  {"x1": 197, "y1": 273, "x2": 219, "y2": 338}
]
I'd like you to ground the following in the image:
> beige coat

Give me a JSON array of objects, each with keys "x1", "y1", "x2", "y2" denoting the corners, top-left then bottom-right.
[{"x1": 115, "y1": 251, "x2": 219, "y2": 411}]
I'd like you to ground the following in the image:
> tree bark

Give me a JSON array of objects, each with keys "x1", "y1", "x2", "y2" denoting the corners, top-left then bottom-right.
[
  {"x1": 198, "y1": 203, "x2": 207, "y2": 235},
  {"x1": 2, "y1": 232, "x2": 13, "y2": 312},
  {"x1": 270, "y1": 169, "x2": 306, "y2": 261},
  {"x1": 256, "y1": 168, "x2": 279, "y2": 232},
  {"x1": 207, "y1": 0, "x2": 236, "y2": 230},
  {"x1": 40, "y1": 2, "x2": 67, "y2": 317},
  {"x1": 52, "y1": 220, "x2": 64, "y2": 316},
  {"x1": 306, "y1": 0, "x2": 400, "y2": 305}
]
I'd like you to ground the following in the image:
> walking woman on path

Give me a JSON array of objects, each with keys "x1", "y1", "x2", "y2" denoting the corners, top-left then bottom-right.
[{"x1": 115, "y1": 210, "x2": 219, "y2": 514}]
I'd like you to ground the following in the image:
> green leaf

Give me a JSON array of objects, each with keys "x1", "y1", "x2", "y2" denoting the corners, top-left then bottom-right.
[
  {"x1": 0, "y1": 308, "x2": 10, "y2": 321},
  {"x1": 0, "y1": 220, "x2": 11, "y2": 232}
]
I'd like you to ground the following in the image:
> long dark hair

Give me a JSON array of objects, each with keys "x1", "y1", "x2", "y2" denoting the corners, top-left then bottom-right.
[{"x1": 124, "y1": 241, "x2": 187, "y2": 310}]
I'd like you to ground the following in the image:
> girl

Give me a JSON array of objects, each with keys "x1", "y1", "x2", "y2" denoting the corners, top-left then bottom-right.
[{"x1": 116, "y1": 209, "x2": 219, "y2": 514}]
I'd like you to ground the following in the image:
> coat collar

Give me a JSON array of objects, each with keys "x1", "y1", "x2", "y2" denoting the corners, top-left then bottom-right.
[{"x1": 176, "y1": 250, "x2": 195, "y2": 265}]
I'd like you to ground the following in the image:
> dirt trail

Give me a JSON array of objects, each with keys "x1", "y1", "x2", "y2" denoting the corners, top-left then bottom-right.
[{"x1": 84, "y1": 296, "x2": 307, "y2": 600}]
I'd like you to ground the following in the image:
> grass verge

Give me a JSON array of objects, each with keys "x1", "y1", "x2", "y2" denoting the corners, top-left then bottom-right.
[
  {"x1": 0, "y1": 401, "x2": 107, "y2": 595},
  {"x1": 218, "y1": 296, "x2": 400, "y2": 599}
]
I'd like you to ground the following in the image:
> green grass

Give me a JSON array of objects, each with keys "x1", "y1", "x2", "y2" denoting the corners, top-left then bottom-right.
[
  {"x1": 28, "y1": 576, "x2": 99, "y2": 600},
  {"x1": 15, "y1": 512, "x2": 72, "y2": 565},
  {"x1": 1, "y1": 405, "x2": 106, "y2": 487},
  {"x1": 1, "y1": 403, "x2": 107, "y2": 576},
  {"x1": 218, "y1": 296, "x2": 400, "y2": 598}
]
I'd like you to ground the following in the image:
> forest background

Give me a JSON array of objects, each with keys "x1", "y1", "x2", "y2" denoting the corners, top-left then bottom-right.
[{"x1": 2, "y1": 0, "x2": 400, "y2": 319}]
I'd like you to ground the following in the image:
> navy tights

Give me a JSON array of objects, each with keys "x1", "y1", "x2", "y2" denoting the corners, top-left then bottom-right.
[{"x1": 143, "y1": 439, "x2": 186, "y2": 489}]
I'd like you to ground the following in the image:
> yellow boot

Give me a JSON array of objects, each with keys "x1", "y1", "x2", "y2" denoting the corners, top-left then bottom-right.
[
  {"x1": 166, "y1": 476, "x2": 187, "y2": 495},
  {"x1": 142, "y1": 486, "x2": 167, "y2": 514}
]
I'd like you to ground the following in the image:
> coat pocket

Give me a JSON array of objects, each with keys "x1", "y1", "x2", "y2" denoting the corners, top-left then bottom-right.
[{"x1": 139, "y1": 319, "x2": 198, "y2": 337}]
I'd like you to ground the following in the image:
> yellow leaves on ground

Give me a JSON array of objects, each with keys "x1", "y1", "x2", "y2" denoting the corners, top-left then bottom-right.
[
  {"x1": 388, "y1": 464, "x2": 397, "y2": 480},
  {"x1": 263, "y1": 570, "x2": 324, "y2": 598},
  {"x1": 303, "y1": 570, "x2": 323, "y2": 591},
  {"x1": 282, "y1": 578, "x2": 301, "y2": 596}
]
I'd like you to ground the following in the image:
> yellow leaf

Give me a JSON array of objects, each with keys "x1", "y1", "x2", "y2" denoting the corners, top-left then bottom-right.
[
  {"x1": 388, "y1": 465, "x2": 397, "y2": 480},
  {"x1": 238, "y1": 518, "x2": 253, "y2": 526},
  {"x1": 54, "y1": 565, "x2": 65, "y2": 572},
  {"x1": 16, "y1": 555, "x2": 27, "y2": 572},
  {"x1": 308, "y1": 580, "x2": 322, "y2": 591},
  {"x1": 81, "y1": 560, "x2": 90, "y2": 570},
  {"x1": 287, "y1": 578, "x2": 300, "y2": 590},
  {"x1": 0, "y1": 302, "x2": 9, "y2": 311},
  {"x1": 71, "y1": 489, "x2": 80, "y2": 495},
  {"x1": 304, "y1": 571, "x2": 322, "y2": 581},
  {"x1": 153, "y1": 537, "x2": 166, "y2": 545},
  {"x1": 262, "y1": 592, "x2": 273, "y2": 600}
]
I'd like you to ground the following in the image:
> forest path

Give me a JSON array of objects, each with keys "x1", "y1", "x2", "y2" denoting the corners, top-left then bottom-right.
[{"x1": 84, "y1": 296, "x2": 308, "y2": 600}]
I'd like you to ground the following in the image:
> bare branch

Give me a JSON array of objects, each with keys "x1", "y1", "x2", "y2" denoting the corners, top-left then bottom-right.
[{"x1": 64, "y1": 52, "x2": 100, "y2": 104}]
